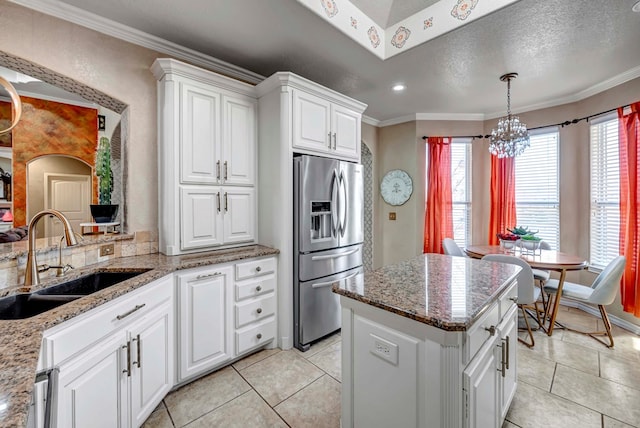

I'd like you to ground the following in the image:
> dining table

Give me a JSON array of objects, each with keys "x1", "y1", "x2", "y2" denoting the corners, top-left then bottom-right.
[{"x1": 464, "y1": 245, "x2": 589, "y2": 335}]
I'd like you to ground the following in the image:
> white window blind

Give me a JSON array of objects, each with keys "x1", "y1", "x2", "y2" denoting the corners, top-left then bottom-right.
[
  {"x1": 590, "y1": 116, "x2": 619, "y2": 270},
  {"x1": 451, "y1": 139, "x2": 472, "y2": 248},
  {"x1": 515, "y1": 129, "x2": 559, "y2": 250}
]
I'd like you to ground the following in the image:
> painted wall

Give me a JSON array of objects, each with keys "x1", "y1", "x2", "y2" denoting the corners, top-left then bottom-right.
[
  {"x1": 0, "y1": 1, "x2": 161, "y2": 233},
  {"x1": 377, "y1": 77, "x2": 640, "y2": 326}
]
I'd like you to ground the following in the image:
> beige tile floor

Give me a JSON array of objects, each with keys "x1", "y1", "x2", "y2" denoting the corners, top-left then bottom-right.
[{"x1": 143, "y1": 307, "x2": 640, "y2": 428}]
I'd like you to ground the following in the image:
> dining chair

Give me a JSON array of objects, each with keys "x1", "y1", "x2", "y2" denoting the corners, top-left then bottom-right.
[
  {"x1": 442, "y1": 238, "x2": 465, "y2": 257},
  {"x1": 531, "y1": 240, "x2": 552, "y2": 311},
  {"x1": 543, "y1": 256, "x2": 625, "y2": 348},
  {"x1": 482, "y1": 254, "x2": 541, "y2": 347}
]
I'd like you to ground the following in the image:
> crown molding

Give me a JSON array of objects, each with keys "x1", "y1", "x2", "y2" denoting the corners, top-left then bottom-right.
[
  {"x1": 361, "y1": 115, "x2": 381, "y2": 127},
  {"x1": 8, "y1": 0, "x2": 266, "y2": 85}
]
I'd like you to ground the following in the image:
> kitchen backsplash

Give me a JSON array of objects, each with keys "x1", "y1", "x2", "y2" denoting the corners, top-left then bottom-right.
[{"x1": 0, "y1": 230, "x2": 158, "y2": 292}]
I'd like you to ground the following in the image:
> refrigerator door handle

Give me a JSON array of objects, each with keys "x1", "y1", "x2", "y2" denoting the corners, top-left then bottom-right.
[
  {"x1": 311, "y1": 280, "x2": 338, "y2": 289},
  {"x1": 310, "y1": 247, "x2": 359, "y2": 261},
  {"x1": 339, "y1": 170, "x2": 347, "y2": 237},
  {"x1": 331, "y1": 168, "x2": 340, "y2": 237}
]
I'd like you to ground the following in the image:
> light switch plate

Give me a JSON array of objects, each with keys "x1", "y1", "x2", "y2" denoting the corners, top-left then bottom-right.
[{"x1": 100, "y1": 243, "x2": 114, "y2": 257}]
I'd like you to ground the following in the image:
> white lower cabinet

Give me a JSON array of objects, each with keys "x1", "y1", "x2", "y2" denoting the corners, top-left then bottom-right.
[
  {"x1": 176, "y1": 266, "x2": 234, "y2": 382},
  {"x1": 341, "y1": 281, "x2": 518, "y2": 428},
  {"x1": 42, "y1": 275, "x2": 174, "y2": 428}
]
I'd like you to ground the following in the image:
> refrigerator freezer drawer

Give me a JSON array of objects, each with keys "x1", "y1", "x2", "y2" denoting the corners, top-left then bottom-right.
[{"x1": 298, "y1": 244, "x2": 362, "y2": 282}]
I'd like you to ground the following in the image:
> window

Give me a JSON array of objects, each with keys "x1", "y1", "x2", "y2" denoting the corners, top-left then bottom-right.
[
  {"x1": 590, "y1": 114, "x2": 619, "y2": 270},
  {"x1": 451, "y1": 139, "x2": 472, "y2": 247},
  {"x1": 514, "y1": 129, "x2": 559, "y2": 249}
]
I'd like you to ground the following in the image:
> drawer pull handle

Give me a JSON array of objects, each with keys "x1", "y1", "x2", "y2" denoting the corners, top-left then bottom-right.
[
  {"x1": 509, "y1": 297, "x2": 518, "y2": 303},
  {"x1": 256, "y1": 308, "x2": 262, "y2": 314},
  {"x1": 256, "y1": 285, "x2": 262, "y2": 292},
  {"x1": 256, "y1": 333, "x2": 263, "y2": 339},
  {"x1": 485, "y1": 325, "x2": 496, "y2": 336},
  {"x1": 117, "y1": 304, "x2": 146, "y2": 320},
  {"x1": 197, "y1": 272, "x2": 222, "y2": 280},
  {"x1": 256, "y1": 266, "x2": 262, "y2": 272}
]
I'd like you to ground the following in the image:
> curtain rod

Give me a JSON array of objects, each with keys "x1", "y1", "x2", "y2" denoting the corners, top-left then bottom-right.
[{"x1": 421, "y1": 105, "x2": 628, "y2": 140}]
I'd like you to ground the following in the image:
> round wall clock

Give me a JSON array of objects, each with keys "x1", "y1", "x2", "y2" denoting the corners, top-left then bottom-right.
[{"x1": 380, "y1": 169, "x2": 413, "y2": 206}]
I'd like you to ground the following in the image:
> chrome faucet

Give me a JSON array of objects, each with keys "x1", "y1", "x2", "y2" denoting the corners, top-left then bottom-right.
[{"x1": 24, "y1": 209, "x2": 79, "y2": 286}]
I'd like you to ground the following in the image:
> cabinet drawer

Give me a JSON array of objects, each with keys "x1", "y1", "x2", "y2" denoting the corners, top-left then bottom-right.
[
  {"x1": 236, "y1": 274, "x2": 276, "y2": 301},
  {"x1": 465, "y1": 303, "x2": 500, "y2": 364},
  {"x1": 235, "y1": 257, "x2": 276, "y2": 280},
  {"x1": 43, "y1": 275, "x2": 173, "y2": 366},
  {"x1": 235, "y1": 294, "x2": 276, "y2": 328},
  {"x1": 499, "y1": 281, "x2": 518, "y2": 319},
  {"x1": 236, "y1": 317, "x2": 276, "y2": 355}
]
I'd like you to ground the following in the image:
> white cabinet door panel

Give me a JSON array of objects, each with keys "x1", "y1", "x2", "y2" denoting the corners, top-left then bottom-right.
[
  {"x1": 130, "y1": 302, "x2": 174, "y2": 428},
  {"x1": 223, "y1": 95, "x2": 256, "y2": 186},
  {"x1": 464, "y1": 334, "x2": 500, "y2": 428},
  {"x1": 499, "y1": 306, "x2": 518, "y2": 422},
  {"x1": 292, "y1": 90, "x2": 331, "y2": 153},
  {"x1": 178, "y1": 267, "x2": 233, "y2": 381},
  {"x1": 332, "y1": 104, "x2": 360, "y2": 159},
  {"x1": 180, "y1": 82, "x2": 221, "y2": 184},
  {"x1": 180, "y1": 187, "x2": 223, "y2": 250},
  {"x1": 57, "y1": 332, "x2": 126, "y2": 428},
  {"x1": 223, "y1": 188, "x2": 255, "y2": 244}
]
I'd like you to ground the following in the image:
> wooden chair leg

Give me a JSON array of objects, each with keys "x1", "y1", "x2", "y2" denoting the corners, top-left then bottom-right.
[
  {"x1": 518, "y1": 305, "x2": 535, "y2": 348},
  {"x1": 590, "y1": 305, "x2": 614, "y2": 348}
]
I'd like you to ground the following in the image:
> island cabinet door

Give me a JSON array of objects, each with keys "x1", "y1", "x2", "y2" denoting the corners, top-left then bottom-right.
[
  {"x1": 498, "y1": 305, "x2": 518, "y2": 421},
  {"x1": 463, "y1": 333, "x2": 500, "y2": 428}
]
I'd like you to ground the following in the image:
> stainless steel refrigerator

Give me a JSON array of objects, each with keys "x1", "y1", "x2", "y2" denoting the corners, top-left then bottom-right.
[{"x1": 294, "y1": 154, "x2": 364, "y2": 351}]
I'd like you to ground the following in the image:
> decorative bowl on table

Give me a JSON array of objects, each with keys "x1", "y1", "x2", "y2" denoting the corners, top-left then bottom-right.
[
  {"x1": 497, "y1": 233, "x2": 519, "y2": 252},
  {"x1": 519, "y1": 235, "x2": 542, "y2": 253}
]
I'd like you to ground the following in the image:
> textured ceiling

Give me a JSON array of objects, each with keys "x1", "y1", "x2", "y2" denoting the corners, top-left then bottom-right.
[{"x1": 8, "y1": 0, "x2": 640, "y2": 122}]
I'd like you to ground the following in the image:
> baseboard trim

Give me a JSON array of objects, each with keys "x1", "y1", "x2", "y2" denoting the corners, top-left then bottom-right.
[{"x1": 559, "y1": 298, "x2": 640, "y2": 335}]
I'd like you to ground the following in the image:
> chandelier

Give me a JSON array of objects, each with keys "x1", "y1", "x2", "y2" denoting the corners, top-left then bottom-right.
[{"x1": 489, "y1": 73, "x2": 530, "y2": 158}]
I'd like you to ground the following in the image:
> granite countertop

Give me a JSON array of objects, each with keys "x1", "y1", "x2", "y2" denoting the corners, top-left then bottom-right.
[
  {"x1": 333, "y1": 253, "x2": 520, "y2": 331},
  {"x1": 0, "y1": 244, "x2": 279, "y2": 428}
]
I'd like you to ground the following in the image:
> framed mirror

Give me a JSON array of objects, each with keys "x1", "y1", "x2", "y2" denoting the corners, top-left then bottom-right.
[{"x1": 0, "y1": 59, "x2": 125, "y2": 240}]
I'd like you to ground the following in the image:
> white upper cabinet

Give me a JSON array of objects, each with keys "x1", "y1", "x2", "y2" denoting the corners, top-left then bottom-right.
[
  {"x1": 152, "y1": 58, "x2": 258, "y2": 255},
  {"x1": 292, "y1": 89, "x2": 361, "y2": 160},
  {"x1": 223, "y1": 95, "x2": 256, "y2": 186}
]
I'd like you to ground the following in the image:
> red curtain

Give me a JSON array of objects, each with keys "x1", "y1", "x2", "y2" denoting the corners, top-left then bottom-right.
[
  {"x1": 488, "y1": 155, "x2": 517, "y2": 245},
  {"x1": 618, "y1": 102, "x2": 640, "y2": 316},
  {"x1": 424, "y1": 137, "x2": 453, "y2": 253}
]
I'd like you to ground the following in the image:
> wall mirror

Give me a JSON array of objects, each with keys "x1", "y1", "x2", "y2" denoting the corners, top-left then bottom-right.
[{"x1": 0, "y1": 52, "x2": 127, "y2": 242}]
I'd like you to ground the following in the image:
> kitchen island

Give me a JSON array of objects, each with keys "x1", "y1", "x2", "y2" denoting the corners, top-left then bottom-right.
[{"x1": 333, "y1": 253, "x2": 521, "y2": 428}]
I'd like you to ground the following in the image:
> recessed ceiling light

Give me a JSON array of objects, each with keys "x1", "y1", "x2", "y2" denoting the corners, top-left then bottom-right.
[
  {"x1": 633, "y1": 0, "x2": 640, "y2": 12},
  {"x1": 392, "y1": 84, "x2": 406, "y2": 92}
]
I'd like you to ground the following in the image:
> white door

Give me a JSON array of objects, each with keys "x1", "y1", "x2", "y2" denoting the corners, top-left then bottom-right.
[
  {"x1": 44, "y1": 173, "x2": 91, "y2": 237},
  {"x1": 177, "y1": 266, "x2": 233, "y2": 381},
  {"x1": 463, "y1": 334, "x2": 500, "y2": 428},
  {"x1": 129, "y1": 301, "x2": 174, "y2": 427},
  {"x1": 223, "y1": 188, "x2": 255, "y2": 244},
  {"x1": 180, "y1": 81, "x2": 222, "y2": 184},
  {"x1": 292, "y1": 90, "x2": 331, "y2": 153},
  {"x1": 499, "y1": 306, "x2": 518, "y2": 421},
  {"x1": 180, "y1": 186, "x2": 223, "y2": 250},
  {"x1": 222, "y1": 95, "x2": 256, "y2": 186},
  {"x1": 56, "y1": 332, "x2": 127, "y2": 428},
  {"x1": 332, "y1": 104, "x2": 361, "y2": 160}
]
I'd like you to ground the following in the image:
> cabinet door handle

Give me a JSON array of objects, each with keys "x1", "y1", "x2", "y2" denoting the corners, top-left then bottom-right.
[
  {"x1": 116, "y1": 304, "x2": 146, "y2": 320},
  {"x1": 216, "y1": 160, "x2": 221, "y2": 180},
  {"x1": 484, "y1": 325, "x2": 496, "y2": 336},
  {"x1": 122, "y1": 342, "x2": 131, "y2": 377},
  {"x1": 499, "y1": 341, "x2": 507, "y2": 378},
  {"x1": 256, "y1": 307, "x2": 262, "y2": 314},
  {"x1": 504, "y1": 335, "x2": 510, "y2": 370},
  {"x1": 256, "y1": 285, "x2": 262, "y2": 292},
  {"x1": 224, "y1": 192, "x2": 228, "y2": 212},
  {"x1": 217, "y1": 192, "x2": 221, "y2": 212},
  {"x1": 327, "y1": 133, "x2": 331, "y2": 148},
  {"x1": 224, "y1": 161, "x2": 228, "y2": 181},
  {"x1": 332, "y1": 132, "x2": 337, "y2": 149},
  {"x1": 196, "y1": 272, "x2": 222, "y2": 280},
  {"x1": 132, "y1": 334, "x2": 141, "y2": 368},
  {"x1": 509, "y1": 297, "x2": 518, "y2": 303},
  {"x1": 256, "y1": 333, "x2": 262, "y2": 339}
]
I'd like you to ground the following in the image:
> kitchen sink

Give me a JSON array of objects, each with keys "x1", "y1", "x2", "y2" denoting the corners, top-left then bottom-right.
[{"x1": 0, "y1": 270, "x2": 151, "y2": 320}]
